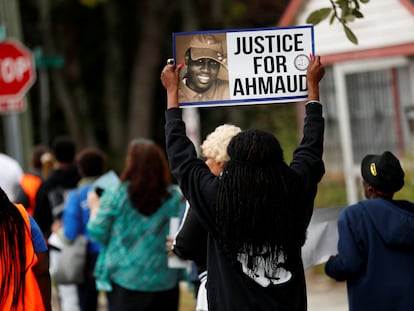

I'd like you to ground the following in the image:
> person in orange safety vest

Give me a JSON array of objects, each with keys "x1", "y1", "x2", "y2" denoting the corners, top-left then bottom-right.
[
  {"x1": 15, "y1": 145, "x2": 53, "y2": 215},
  {"x1": 0, "y1": 187, "x2": 52, "y2": 310}
]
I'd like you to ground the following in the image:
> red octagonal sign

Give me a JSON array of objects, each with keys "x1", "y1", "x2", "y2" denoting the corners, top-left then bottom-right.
[{"x1": 0, "y1": 39, "x2": 36, "y2": 101}]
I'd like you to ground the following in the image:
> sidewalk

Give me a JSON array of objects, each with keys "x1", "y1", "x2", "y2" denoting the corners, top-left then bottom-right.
[
  {"x1": 306, "y1": 269, "x2": 348, "y2": 311},
  {"x1": 52, "y1": 270, "x2": 348, "y2": 311},
  {"x1": 51, "y1": 287, "x2": 108, "y2": 311}
]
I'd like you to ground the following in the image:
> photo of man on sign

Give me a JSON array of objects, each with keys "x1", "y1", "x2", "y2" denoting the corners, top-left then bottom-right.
[
  {"x1": 176, "y1": 34, "x2": 230, "y2": 103},
  {"x1": 173, "y1": 25, "x2": 314, "y2": 108}
]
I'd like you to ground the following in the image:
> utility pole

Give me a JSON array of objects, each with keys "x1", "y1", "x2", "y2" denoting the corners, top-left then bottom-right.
[{"x1": 0, "y1": 0, "x2": 33, "y2": 169}]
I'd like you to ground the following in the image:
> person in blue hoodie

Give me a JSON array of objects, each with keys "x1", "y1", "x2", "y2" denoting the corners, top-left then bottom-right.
[
  {"x1": 325, "y1": 151, "x2": 414, "y2": 311},
  {"x1": 62, "y1": 147, "x2": 106, "y2": 311}
]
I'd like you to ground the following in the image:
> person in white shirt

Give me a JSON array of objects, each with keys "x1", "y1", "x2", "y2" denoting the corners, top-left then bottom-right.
[{"x1": 0, "y1": 153, "x2": 23, "y2": 201}]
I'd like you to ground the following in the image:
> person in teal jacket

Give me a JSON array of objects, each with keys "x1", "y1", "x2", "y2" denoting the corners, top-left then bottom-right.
[{"x1": 87, "y1": 138, "x2": 185, "y2": 311}]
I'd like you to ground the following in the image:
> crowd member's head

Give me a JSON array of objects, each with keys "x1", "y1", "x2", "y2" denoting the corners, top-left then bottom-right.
[
  {"x1": 216, "y1": 128, "x2": 305, "y2": 270},
  {"x1": 0, "y1": 187, "x2": 27, "y2": 309},
  {"x1": 120, "y1": 139, "x2": 171, "y2": 216},
  {"x1": 184, "y1": 34, "x2": 227, "y2": 93},
  {"x1": 30, "y1": 145, "x2": 50, "y2": 171},
  {"x1": 40, "y1": 152, "x2": 56, "y2": 179},
  {"x1": 77, "y1": 147, "x2": 106, "y2": 178},
  {"x1": 52, "y1": 136, "x2": 76, "y2": 165},
  {"x1": 201, "y1": 124, "x2": 241, "y2": 176},
  {"x1": 360, "y1": 151, "x2": 404, "y2": 199}
]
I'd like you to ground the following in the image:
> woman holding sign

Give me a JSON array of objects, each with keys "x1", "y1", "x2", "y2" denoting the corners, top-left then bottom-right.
[{"x1": 161, "y1": 56, "x2": 325, "y2": 310}]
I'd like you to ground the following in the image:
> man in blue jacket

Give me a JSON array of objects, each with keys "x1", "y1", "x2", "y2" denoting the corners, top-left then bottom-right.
[{"x1": 325, "y1": 151, "x2": 414, "y2": 311}]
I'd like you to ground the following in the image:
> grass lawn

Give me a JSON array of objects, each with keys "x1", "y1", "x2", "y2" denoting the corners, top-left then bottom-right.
[{"x1": 179, "y1": 282, "x2": 196, "y2": 311}]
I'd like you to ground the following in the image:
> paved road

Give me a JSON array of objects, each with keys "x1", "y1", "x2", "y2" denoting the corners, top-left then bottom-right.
[
  {"x1": 52, "y1": 270, "x2": 348, "y2": 311},
  {"x1": 306, "y1": 269, "x2": 348, "y2": 311},
  {"x1": 51, "y1": 287, "x2": 108, "y2": 311}
]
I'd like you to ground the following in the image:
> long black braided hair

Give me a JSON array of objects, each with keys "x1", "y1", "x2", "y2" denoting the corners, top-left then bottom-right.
[
  {"x1": 0, "y1": 187, "x2": 29, "y2": 310},
  {"x1": 216, "y1": 129, "x2": 307, "y2": 274}
]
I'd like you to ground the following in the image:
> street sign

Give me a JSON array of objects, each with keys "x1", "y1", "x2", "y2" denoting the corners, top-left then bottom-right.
[
  {"x1": 0, "y1": 98, "x2": 25, "y2": 114},
  {"x1": 0, "y1": 39, "x2": 36, "y2": 102}
]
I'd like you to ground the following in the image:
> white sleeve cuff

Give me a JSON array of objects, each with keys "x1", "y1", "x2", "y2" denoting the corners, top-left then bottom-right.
[{"x1": 306, "y1": 100, "x2": 321, "y2": 105}]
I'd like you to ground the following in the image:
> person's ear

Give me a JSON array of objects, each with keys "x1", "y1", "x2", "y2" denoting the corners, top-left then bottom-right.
[
  {"x1": 218, "y1": 161, "x2": 225, "y2": 170},
  {"x1": 185, "y1": 50, "x2": 190, "y2": 65},
  {"x1": 366, "y1": 185, "x2": 377, "y2": 198}
]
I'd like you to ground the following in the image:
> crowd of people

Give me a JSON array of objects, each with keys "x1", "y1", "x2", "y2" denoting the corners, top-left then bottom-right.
[
  {"x1": 1, "y1": 51, "x2": 413, "y2": 311},
  {"x1": 0, "y1": 135, "x2": 187, "y2": 311}
]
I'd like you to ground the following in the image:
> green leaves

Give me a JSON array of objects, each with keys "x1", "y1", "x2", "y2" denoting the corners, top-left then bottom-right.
[
  {"x1": 306, "y1": 0, "x2": 369, "y2": 45},
  {"x1": 306, "y1": 8, "x2": 332, "y2": 25},
  {"x1": 343, "y1": 24, "x2": 358, "y2": 44}
]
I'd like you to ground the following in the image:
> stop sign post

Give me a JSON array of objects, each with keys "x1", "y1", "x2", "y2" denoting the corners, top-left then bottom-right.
[{"x1": 0, "y1": 39, "x2": 36, "y2": 112}]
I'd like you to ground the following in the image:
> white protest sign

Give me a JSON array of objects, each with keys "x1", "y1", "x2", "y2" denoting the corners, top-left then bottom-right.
[
  {"x1": 168, "y1": 217, "x2": 191, "y2": 269},
  {"x1": 172, "y1": 25, "x2": 314, "y2": 108},
  {"x1": 301, "y1": 206, "x2": 344, "y2": 270}
]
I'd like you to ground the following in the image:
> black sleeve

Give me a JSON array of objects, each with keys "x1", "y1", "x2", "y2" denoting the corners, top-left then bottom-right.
[
  {"x1": 290, "y1": 102, "x2": 325, "y2": 226},
  {"x1": 14, "y1": 184, "x2": 30, "y2": 208},
  {"x1": 33, "y1": 182, "x2": 53, "y2": 237},
  {"x1": 165, "y1": 108, "x2": 220, "y2": 238},
  {"x1": 173, "y1": 203, "x2": 208, "y2": 272}
]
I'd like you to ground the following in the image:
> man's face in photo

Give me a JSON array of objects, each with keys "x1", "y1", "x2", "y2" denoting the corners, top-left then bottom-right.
[{"x1": 186, "y1": 52, "x2": 221, "y2": 93}]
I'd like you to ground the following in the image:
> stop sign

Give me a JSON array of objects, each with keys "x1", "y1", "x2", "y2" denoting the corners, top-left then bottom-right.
[{"x1": 0, "y1": 39, "x2": 36, "y2": 101}]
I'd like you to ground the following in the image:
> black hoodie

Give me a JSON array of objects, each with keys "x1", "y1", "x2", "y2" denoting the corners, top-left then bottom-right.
[{"x1": 33, "y1": 164, "x2": 80, "y2": 238}]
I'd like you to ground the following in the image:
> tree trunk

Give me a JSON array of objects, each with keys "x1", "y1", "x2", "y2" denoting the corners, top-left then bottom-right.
[
  {"x1": 127, "y1": 7, "x2": 165, "y2": 140},
  {"x1": 103, "y1": 0, "x2": 125, "y2": 152},
  {"x1": 37, "y1": 0, "x2": 95, "y2": 147}
]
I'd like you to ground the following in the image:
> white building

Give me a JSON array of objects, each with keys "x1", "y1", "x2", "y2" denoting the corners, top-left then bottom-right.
[{"x1": 280, "y1": 0, "x2": 414, "y2": 203}]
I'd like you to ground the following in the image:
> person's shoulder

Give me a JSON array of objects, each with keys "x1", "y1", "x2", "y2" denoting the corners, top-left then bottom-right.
[
  {"x1": 216, "y1": 78, "x2": 229, "y2": 88},
  {"x1": 0, "y1": 153, "x2": 23, "y2": 172},
  {"x1": 168, "y1": 184, "x2": 183, "y2": 198},
  {"x1": 37, "y1": 171, "x2": 59, "y2": 191},
  {"x1": 22, "y1": 172, "x2": 42, "y2": 182},
  {"x1": 62, "y1": 164, "x2": 80, "y2": 178},
  {"x1": 78, "y1": 183, "x2": 93, "y2": 192},
  {"x1": 100, "y1": 182, "x2": 127, "y2": 202},
  {"x1": 178, "y1": 80, "x2": 196, "y2": 102},
  {"x1": 212, "y1": 79, "x2": 230, "y2": 99},
  {"x1": 42, "y1": 169, "x2": 61, "y2": 183},
  {"x1": 339, "y1": 201, "x2": 366, "y2": 220},
  {"x1": 341, "y1": 199, "x2": 383, "y2": 219},
  {"x1": 67, "y1": 187, "x2": 80, "y2": 198},
  {"x1": 395, "y1": 200, "x2": 414, "y2": 213},
  {"x1": 0, "y1": 152, "x2": 19, "y2": 163},
  {"x1": 356, "y1": 198, "x2": 389, "y2": 209}
]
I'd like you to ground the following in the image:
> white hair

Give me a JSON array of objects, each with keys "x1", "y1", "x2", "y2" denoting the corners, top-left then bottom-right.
[{"x1": 200, "y1": 124, "x2": 241, "y2": 163}]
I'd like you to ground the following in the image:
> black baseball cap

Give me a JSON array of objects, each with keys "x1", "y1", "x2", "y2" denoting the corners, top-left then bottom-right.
[{"x1": 361, "y1": 151, "x2": 404, "y2": 194}]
